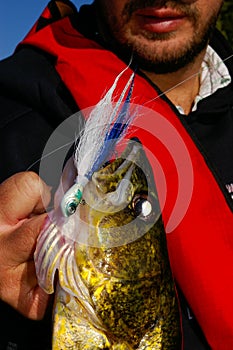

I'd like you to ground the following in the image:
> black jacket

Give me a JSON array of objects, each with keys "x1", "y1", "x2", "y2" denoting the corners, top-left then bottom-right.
[{"x1": 0, "y1": 2, "x2": 233, "y2": 349}]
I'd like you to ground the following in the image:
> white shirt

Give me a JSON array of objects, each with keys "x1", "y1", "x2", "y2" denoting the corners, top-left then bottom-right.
[{"x1": 177, "y1": 45, "x2": 231, "y2": 114}]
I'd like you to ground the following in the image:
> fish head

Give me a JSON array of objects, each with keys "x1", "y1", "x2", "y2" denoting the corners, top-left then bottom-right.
[{"x1": 78, "y1": 138, "x2": 161, "y2": 248}]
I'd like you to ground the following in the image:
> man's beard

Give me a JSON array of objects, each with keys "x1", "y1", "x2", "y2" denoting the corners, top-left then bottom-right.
[
  {"x1": 100, "y1": 0, "x2": 222, "y2": 74},
  {"x1": 126, "y1": 22, "x2": 216, "y2": 74}
]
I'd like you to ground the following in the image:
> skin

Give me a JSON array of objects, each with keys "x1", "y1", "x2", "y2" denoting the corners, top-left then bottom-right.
[
  {"x1": 0, "y1": 172, "x2": 51, "y2": 319},
  {"x1": 0, "y1": 0, "x2": 224, "y2": 323},
  {"x1": 95, "y1": 0, "x2": 224, "y2": 113}
]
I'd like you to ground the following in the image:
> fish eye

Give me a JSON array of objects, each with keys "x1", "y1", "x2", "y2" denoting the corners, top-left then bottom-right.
[{"x1": 132, "y1": 194, "x2": 153, "y2": 219}]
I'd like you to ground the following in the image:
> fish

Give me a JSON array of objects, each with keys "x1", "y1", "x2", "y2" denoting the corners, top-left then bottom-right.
[
  {"x1": 35, "y1": 66, "x2": 181, "y2": 349},
  {"x1": 35, "y1": 138, "x2": 181, "y2": 349}
]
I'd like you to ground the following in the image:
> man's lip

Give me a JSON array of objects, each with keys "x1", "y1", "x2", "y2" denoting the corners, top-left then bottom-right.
[
  {"x1": 134, "y1": 7, "x2": 187, "y2": 33},
  {"x1": 134, "y1": 7, "x2": 186, "y2": 19}
]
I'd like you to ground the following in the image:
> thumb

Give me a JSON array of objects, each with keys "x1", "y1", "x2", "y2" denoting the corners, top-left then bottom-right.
[{"x1": 0, "y1": 172, "x2": 51, "y2": 229}]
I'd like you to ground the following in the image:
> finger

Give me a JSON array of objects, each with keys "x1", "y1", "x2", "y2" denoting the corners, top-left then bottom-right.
[
  {"x1": 0, "y1": 258, "x2": 51, "y2": 320},
  {"x1": 0, "y1": 213, "x2": 48, "y2": 265},
  {"x1": 27, "y1": 286, "x2": 51, "y2": 320},
  {"x1": 17, "y1": 261, "x2": 51, "y2": 320},
  {"x1": 0, "y1": 216, "x2": 51, "y2": 320},
  {"x1": 0, "y1": 172, "x2": 51, "y2": 227}
]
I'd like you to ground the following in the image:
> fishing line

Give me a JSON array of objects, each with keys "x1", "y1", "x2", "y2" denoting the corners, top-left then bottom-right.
[
  {"x1": 143, "y1": 53, "x2": 233, "y2": 107},
  {"x1": 25, "y1": 53, "x2": 233, "y2": 173},
  {"x1": 26, "y1": 140, "x2": 75, "y2": 171}
]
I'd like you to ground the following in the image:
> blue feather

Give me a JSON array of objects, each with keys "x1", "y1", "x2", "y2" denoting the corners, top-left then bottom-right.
[{"x1": 86, "y1": 73, "x2": 135, "y2": 179}]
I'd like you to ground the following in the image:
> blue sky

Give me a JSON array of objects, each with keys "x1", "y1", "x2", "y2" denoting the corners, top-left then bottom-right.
[{"x1": 0, "y1": 0, "x2": 93, "y2": 60}]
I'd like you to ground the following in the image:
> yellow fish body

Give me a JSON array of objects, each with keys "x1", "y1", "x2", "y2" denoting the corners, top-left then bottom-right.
[{"x1": 36, "y1": 139, "x2": 181, "y2": 349}]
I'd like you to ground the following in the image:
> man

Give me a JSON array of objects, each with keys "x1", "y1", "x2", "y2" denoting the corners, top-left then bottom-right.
[{"x1": 0, "y1": 0, "x2": 232, "y2": 349}]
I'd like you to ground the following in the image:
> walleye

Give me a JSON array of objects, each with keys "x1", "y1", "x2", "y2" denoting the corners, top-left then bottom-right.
[{"x1": 35, "y1": 138, "x2": 181, "y2": 349}]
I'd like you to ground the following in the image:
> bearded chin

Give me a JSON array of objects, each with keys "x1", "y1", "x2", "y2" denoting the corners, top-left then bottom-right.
[
  {"x1": 123, "y1": 23, "x2": 216, "y2": 74},
  {"x1": 130, "y1": 36, "x2": 209, "y2": 74},
  {"x1": 114, "y1": 7, "x2": 219, "y2": 74}
]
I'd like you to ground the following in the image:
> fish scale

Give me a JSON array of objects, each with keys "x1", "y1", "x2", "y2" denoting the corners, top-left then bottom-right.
[{"x1": 35, "y1": 139, "x2": 181, "y2": 349}]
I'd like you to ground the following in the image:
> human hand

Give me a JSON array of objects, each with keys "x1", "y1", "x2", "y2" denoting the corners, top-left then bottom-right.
[{"x1": 0, "y1": 171, "x2": 51, "y2": 320}]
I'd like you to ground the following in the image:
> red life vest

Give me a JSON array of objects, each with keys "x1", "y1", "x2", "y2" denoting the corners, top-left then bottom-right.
[{"x1": 20, "y1": 4, "x2": 233, "y2": 349}]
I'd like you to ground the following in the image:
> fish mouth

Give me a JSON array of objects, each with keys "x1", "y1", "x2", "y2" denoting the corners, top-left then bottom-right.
[
  {"x1": 85, "y1": 143, "x2": 141, "y2": 213},
  {"x1": 77, "y1": 140, "x2": 161, "y2": 249}
]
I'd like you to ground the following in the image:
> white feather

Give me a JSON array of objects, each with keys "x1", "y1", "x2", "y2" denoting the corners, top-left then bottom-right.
[{"x1": 74, "y1": 66, "x2": 135, "y2": 186}]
